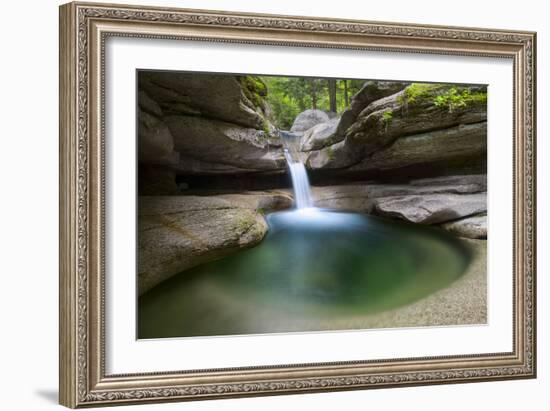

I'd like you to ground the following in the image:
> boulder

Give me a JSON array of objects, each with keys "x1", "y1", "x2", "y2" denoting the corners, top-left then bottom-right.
[
  {"x1": 360, "y1": 176, "x2": 485, "y2": 204},
  {"x1": 305, "y1": 83, "x2": 487, "y2": 171},
  {"x1": 138, "y1": 91, "x2": 179, "y2": 166},
  {"x1": 442, "y1": 214, "x2": 487, "y2": 239},
  {"x1": 300, "y1": 117, "x2": 340, "y2": 151},
  {"x1": 290, "y1": 109, "x2": 330, "y2": 132},
  {"x1": 335, "y1": 81, "x2": 409, "y2": 140},
  {"x1": 345, "y1": 84, "x2": 486, "y2": 156},
  {"x1": 306, "y1": 140, "x2": 354, "y2": 169},
  {"x1": 164, "y1": 115, "x2": 284, "y2": 172},
  {"x1": 138, "y1": 192, "x2": 292, "y2": 294},
  {"x1": 139, "y1": 71, "x2": 269, "y2": 129},
  {"x1": 311, "y1": 175, "x2": 486, "y2": 214},
  {"x1": 352, "y1": 122, "x2": 487, "y2": 171},
  {"x1": 372, "y1": 193, "x2": 487, "y2": 224},
  {"x1": 312, "y1": 185, "x2": 373, "y2": 212},
  {"x1": 410, "y1": 174, "x2": 487, "y2": 189},
  {"x1": 137, "y1": 72, "x2": 286, "y2": 177},
  {"x1": 296, "y1": 82, "x2": 409, "y2": 153}
]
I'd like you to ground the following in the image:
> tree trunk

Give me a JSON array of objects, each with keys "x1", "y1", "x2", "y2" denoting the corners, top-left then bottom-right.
[
  {"x1": 343, "y1": 80, "x2": 349, "y2": 106},
  {"x1": 328, "y1": 79, "x2": 337, "y2": 113},
  {"x1": 311, "y1": 79, "x2": 317, "y2": 109}
]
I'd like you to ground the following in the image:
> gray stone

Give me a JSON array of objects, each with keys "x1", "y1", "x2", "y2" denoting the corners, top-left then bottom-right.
[
  {"x1": 345, "y1": 85, "x2": 486, "y2": 157},
  {"x1": 306, "y1": 140, "x2": 355, "y2": 169},
  {"x1": 165, "y1": 115, "x2": 284, "y2": 172},
  {"x1": 442, "y1": 214, "x2": 487, "y2": 239},
  {"x1": 300, "y1": 117, "x2": 340, "y2": 151},
  {"x1": 312, "y1": 185, "x2": 373, "y2": 212},
  {"x1": 138, "y1": 191, "x2": 292, "y2": 294},
  {"x1": 138, "y1": 90, "x2": 163, "y2": 117},
  {"x1": 137, "y1": 73, "x2": 285, "y2": 175},
  {"x1": 138, "y1": 109, "x2": 179, "y2": 166},
  {"x1": 138, "y1": 167, "x2": 180, "y2": 195},
  {"x1": 410, "y1": 174, "x2": 487, "y2": 189},
  {"x1": 311, "y1": 178, "x2": 486, "y2": 215},
  {"x1": 335, "y1": 81, "x2": 409, "y2": 138},
  {"x1": 373, "y1": 193, "x2": 487, "y2": 224},
  {"x1": 304, "y1": 84, "x2": 487, "y2": 171},
  {"x1": 290, "y1": 109, "x2": 330, "y2": 132},
  {"x1": 365, "y1": 181, "x2": 486, "y2": 199},
  {"x1": 139, "y1": 71, "x2": 267, "y2": 129},
  {"x1": 353, "y1": 122, "x2": 487, "y2": 171}
]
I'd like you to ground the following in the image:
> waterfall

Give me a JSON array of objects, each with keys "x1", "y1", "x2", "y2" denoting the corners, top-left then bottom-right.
[{"x1": 282, "y1": 140, "x2": 314, "y2": 209}]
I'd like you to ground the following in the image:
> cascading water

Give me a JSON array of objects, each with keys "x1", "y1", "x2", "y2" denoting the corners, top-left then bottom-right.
[
  {"x1": 280, "y1": 131, "x2": 314, "y2": 209},
  {"x1": 284, "y1": 149, "x2": 313, "y2": 209}
]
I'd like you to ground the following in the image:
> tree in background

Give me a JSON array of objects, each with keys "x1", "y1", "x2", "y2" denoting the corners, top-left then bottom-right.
[
  {"x1": 327, "y1": 79, "x2": 337, "y2": 114},
  {"x1": 260, "y1": 76, "x2": 365, "y2": 129}
]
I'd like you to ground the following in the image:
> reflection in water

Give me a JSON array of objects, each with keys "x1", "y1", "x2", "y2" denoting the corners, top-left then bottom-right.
[{"x1": 138, "y1": 209, "x2": 471, "y2": 339}]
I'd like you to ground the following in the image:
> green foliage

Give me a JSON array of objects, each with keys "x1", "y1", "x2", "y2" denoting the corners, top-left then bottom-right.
[
  {"x1": 258, "y1": 76, "x2": 364, "y2": 129},
  {"x1": 398, "y1": 83, "x2": 441, "y2": 105},
  {"x1": 397, "y1": 83, "x2": 487, "y2": 115},
  {"x1": 382, "y1": 109, "x2": 393, "y2": 132},
  {"x1": 382, "y1": 110, "x2": 393, "y2": 123},
  {"x1": 238, "y1": 76, "x2": 268, "y2": 109},
  {"x1": 433, "y1": 87, "x2": 487, "y2": 113}
]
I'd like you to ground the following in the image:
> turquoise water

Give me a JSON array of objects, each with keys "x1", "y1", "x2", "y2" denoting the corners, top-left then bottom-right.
[{"x1": 138, "y1": 209, "x2": 471, "y2": 339}]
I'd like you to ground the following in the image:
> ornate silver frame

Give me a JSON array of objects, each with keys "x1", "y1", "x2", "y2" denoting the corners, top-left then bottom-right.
[{"x1": 59, "y1": 1, "x2": 536, "y2": 408}]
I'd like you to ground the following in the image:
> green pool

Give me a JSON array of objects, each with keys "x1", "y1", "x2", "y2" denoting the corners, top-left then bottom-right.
[{"x1": 138, "y1": 208, "x2": 471, "y2": 339}]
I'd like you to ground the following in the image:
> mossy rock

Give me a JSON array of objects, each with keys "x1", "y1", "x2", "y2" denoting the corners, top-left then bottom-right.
[
  {"x1": 345, "y1": 83, "x2": 488, "y2": 155},
  {"x1": 238, "y1": 75, "x2": 269, "y2": 109}
]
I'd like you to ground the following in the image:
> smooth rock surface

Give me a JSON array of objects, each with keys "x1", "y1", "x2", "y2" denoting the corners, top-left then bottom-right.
[
  {"x1": 311, "y1": 176, "x2": 486, "y2": 216},
  {"x1": 353, "y1": 122, "x2": 487, "y2": 171},
  {"x1": 442, "y1": 214, "x2": 487, "y2": 239},
  {"x1": 373, "y1": 193, "x2": 487, "y2": 224},
  {"x1": 312, "y1": 185, "x2": 373, "y2": 212},
  {"x1": 306, "y1": 140, "x2": 353, "y2": 169},
  {"x1": 139, "y1": 71, "x2": 267, "y2": 129},
  {"x1": 300, "y1": 117, "x2": 340, "y2": 151},
  {"x1": 290, "y1": 109, "x2": 330, "y2": 132},
  {"x1": 138, "y1": 191, "x2": 292, "y2": 294},
  {"x1": 164, "y1": 115, "x2": 284, "y2": 172},
  {"x1": 137, "y1": 72, "x2": 285, "y2": 177}
]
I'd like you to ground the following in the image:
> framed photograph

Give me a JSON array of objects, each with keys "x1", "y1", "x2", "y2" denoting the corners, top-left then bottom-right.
[{"x1": 59, "y1": 2, "x2": 537, "y2": 408}]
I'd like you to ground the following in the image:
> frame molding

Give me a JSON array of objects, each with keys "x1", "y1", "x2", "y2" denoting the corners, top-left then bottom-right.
[{"x1": 59, "y1": 2, "x2": 536, "y2": 408}]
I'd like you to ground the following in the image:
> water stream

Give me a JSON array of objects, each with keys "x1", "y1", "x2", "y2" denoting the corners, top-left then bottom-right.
[{"x1": 284, "y1": 149, "x2": 313, "y2": 209}]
